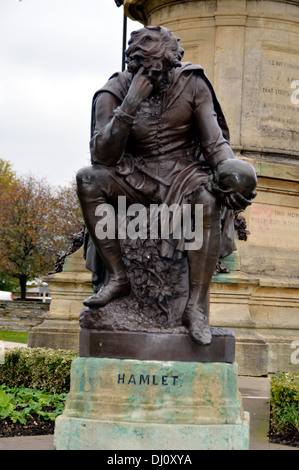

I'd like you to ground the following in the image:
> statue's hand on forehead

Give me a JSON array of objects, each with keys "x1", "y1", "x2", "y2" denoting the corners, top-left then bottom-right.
[{"x1": 123, "y1": 66, "x2": 153, "y2": 114}]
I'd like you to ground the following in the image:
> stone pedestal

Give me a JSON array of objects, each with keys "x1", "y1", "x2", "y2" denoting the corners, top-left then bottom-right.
[
  {"x1": 210, "y1": 270, "x2": 299, "y2": 376},
  {"x1": 79, "y1": 328, "x2": 235, "y2": 362},
  {"x1": 27, "y1": 247, "x2": 93, "y2": 350},
  {"x1": 54, "y1": 348, "x2": 249, "y2": 450}
]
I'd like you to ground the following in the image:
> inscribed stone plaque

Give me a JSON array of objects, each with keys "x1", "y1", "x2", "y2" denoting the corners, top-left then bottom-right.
[
  {"x1": 259, "y1": 48, "x2": 299, "y2": 151},
  {"x1": 247, "y1": 203, "x2": 299, "y2": 250}
]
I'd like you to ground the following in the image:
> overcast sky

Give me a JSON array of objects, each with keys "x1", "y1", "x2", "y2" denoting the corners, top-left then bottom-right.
[{"x1": 0, "y1": 0, "x2": 142, "y2": 187}]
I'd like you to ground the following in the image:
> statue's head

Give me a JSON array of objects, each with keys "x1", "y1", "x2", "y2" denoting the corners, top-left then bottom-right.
[
  {"x1": 125, "y1": 26, "x2": 184, "y2": 75},
  {"x1": 125, "y1": 26, "x2": 184, "y2": 94}
]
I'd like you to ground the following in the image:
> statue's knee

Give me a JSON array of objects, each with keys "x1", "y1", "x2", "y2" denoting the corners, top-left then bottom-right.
[
  {"x1": 76, "y1": 166, "x2": 99, "y2": 194},
  {"x1": 76, "y1": 167, "x2": 88, "y2": 186}
]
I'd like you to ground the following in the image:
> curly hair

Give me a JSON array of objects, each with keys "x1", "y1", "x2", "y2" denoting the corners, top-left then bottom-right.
[{"x1": 125, "y1": 26, "x2": 184, "y2": 74}]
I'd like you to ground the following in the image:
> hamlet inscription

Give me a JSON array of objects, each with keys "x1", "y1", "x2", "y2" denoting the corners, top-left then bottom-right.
[
  {"x1": 117, "y1": 373, "x2": 180, "y2": 386},
  {"x1": 247, "y1": 203, "x2": 299, "y2": 250}
]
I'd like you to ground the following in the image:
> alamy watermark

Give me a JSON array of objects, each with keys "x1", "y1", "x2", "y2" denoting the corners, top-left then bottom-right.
[
  {"x1": 291, "y1": 80, "x2": 299, "y2": 105},
  {"x1": 94, "y1": 196, "x2": 203, "y2": 250},
  {"x1": 291, "y1": 340, "x2": 299, "y2": 366}
]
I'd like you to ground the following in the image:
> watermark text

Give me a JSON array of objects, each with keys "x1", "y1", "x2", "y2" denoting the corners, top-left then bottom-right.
[
  {"x1": 94, "y1": 197, "x2": 203, "y2": 250},
  {"x1": 290, "y1": 340, "x2": 299, "y2": 365},
  {"x1": 290, "y1": 80, "x2": 299, "y2": 105}
]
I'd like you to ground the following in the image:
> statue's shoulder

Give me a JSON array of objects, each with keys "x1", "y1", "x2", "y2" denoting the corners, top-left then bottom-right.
[
  {"x1": 93, "y1": 71, "x2": 133, "y2": 105},
  {"x1": 175, "y1": 62, "x2": 216, "y2": 92},
  {"x1": 180, "y1": 62, "x2": 204, "y2": 73},
  {"x1": 178, "y1": 62, "x2": 211, "y2": 84},
  {"x1": 178, "y1": 63, "x2": 230, "y2": 141}
]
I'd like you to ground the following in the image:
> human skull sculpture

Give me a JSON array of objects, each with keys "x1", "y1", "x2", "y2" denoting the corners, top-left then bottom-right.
[{"x1": 212, "y1": 159, "x2": 257, "y2": 211}]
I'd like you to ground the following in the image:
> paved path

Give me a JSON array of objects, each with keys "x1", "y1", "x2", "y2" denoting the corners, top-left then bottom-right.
[{"x1": 1, "y1": 341, "x2": 27, "y2": 350}]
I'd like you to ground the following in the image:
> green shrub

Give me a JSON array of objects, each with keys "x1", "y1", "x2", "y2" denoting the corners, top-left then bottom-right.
[
  {"x1": 0, "y1": 384, "x2": 67, "y2": 424},
  {"x1": 0, "y1": 347, "x2": 78, "y2": 394},
  {"x1": 270, "y1": 372, "x2": 299, "y2": 437}
]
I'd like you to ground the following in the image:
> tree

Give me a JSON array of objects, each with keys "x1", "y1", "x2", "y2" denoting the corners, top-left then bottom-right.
[
  {"x1": 0, "y1": 167, "x2": 83, "y2": 299},
  {"x1": 0, "y1": 158, "x2": 17, "y2": 190},
  {"x1": 0, "y1": 159, "x2": 19, "y2": 292},
  {"x1": 0, "y1": 158, "x2": 18, "y2": 212},
  {"x1": 54, "y1": 181, "x2": 84, "y2": 251}
]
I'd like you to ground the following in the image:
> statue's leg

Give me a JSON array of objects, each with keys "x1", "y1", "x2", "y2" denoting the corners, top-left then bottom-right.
[
  {"x1": 76, "y1": 165, "x2": 147, "y2": 308},
  {"x1": 182, "y1": 186, "x2": 221, "y2": 345}
]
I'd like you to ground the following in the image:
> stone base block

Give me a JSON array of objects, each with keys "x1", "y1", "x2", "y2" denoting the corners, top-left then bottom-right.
[
  {"x1": 54, "y1": 413, "x2": 250, "y2": 450},
  {"x1": 28, "y1": 319, "x2": 80, "y2": 351},
  {"x1": 79, "y1": 328, "x2": 235, "y2": 362},
  {"x1": 54, "y1": 357, "x2": 249, "y2": 450}
]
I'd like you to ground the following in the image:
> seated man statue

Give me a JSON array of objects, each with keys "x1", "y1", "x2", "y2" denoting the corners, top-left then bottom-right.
[{"x1": 76, "y1": 26, "x2": 257, "y2": 346}]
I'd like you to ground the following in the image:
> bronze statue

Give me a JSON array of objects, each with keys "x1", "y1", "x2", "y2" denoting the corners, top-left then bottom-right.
[{"x1": 76, "y1": 26, "x2": 257, "y2": 346}]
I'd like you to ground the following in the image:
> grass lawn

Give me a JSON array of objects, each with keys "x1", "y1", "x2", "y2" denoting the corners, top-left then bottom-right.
[{"x1": 0, "y1": 331, "x2": 28, "y2": 344}]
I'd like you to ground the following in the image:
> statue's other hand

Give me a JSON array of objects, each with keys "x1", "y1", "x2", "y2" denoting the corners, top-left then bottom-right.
[{"x1": 222, "y1": 190, "x2": 257, "y2": 211}]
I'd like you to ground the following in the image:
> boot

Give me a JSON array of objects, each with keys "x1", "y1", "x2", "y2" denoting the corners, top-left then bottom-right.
[
  {"x1": 182, "y1": 189, "x2": 221, "y2": 345},
  {"x1": 182, "y1": 249, "x2": 213, "y2": 345},
  {"x1": 182, "y1": 304, "x2": 212, "y2": 346},
  {"x1": 76, "y1": 168, "x2": 131, "y2": 308},
  {"x1": 83, "y1": 236, "x2": 131, "y2": 308}
]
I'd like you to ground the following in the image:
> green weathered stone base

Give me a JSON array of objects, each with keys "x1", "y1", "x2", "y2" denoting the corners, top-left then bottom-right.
[
  {"x1": 54, "y1": 357, "x2": 250, "y2": 450},
  {"x1": 54, "y1": 413, "x2": 250, "y2": 450}
]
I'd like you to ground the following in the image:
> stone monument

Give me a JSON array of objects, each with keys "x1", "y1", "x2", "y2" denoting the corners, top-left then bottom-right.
[
  {"x1": 29, "y1": 0, "x2": 299, "y2": 379},
  {"x1": 54, "y1": 24, "x2": 254, "y2": 450},
  {"x1": 119, "y1": 0, "x2": 299, "y2": 376}
]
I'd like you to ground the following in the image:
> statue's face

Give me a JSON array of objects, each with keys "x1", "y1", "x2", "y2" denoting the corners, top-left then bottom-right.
[{"x1": 147, "y1": 62, "x2": 174, "y2": 94}]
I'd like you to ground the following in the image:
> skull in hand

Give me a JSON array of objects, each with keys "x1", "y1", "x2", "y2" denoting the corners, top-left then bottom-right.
[{"x1": 212, "y1": 159, "x2": 257, "y2": 211}]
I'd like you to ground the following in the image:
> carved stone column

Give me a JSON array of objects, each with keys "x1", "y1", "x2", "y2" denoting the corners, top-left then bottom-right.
[{"x1": 124, "y1": 0, "x2": 299, "y2": 375}]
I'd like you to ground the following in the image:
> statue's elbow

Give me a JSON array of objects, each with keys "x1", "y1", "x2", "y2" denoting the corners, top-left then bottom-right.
[
  {"x1": 89, "y1": 135, "x2": 120, "y2": 166},
  {"x1": 90, "y1": 135, "x2": 101, "y2": 163}
]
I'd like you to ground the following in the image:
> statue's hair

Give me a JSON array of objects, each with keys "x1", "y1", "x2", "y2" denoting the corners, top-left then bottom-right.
[{"x1": 125, "y1": 26, "x2": 184, "y2": 74}]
